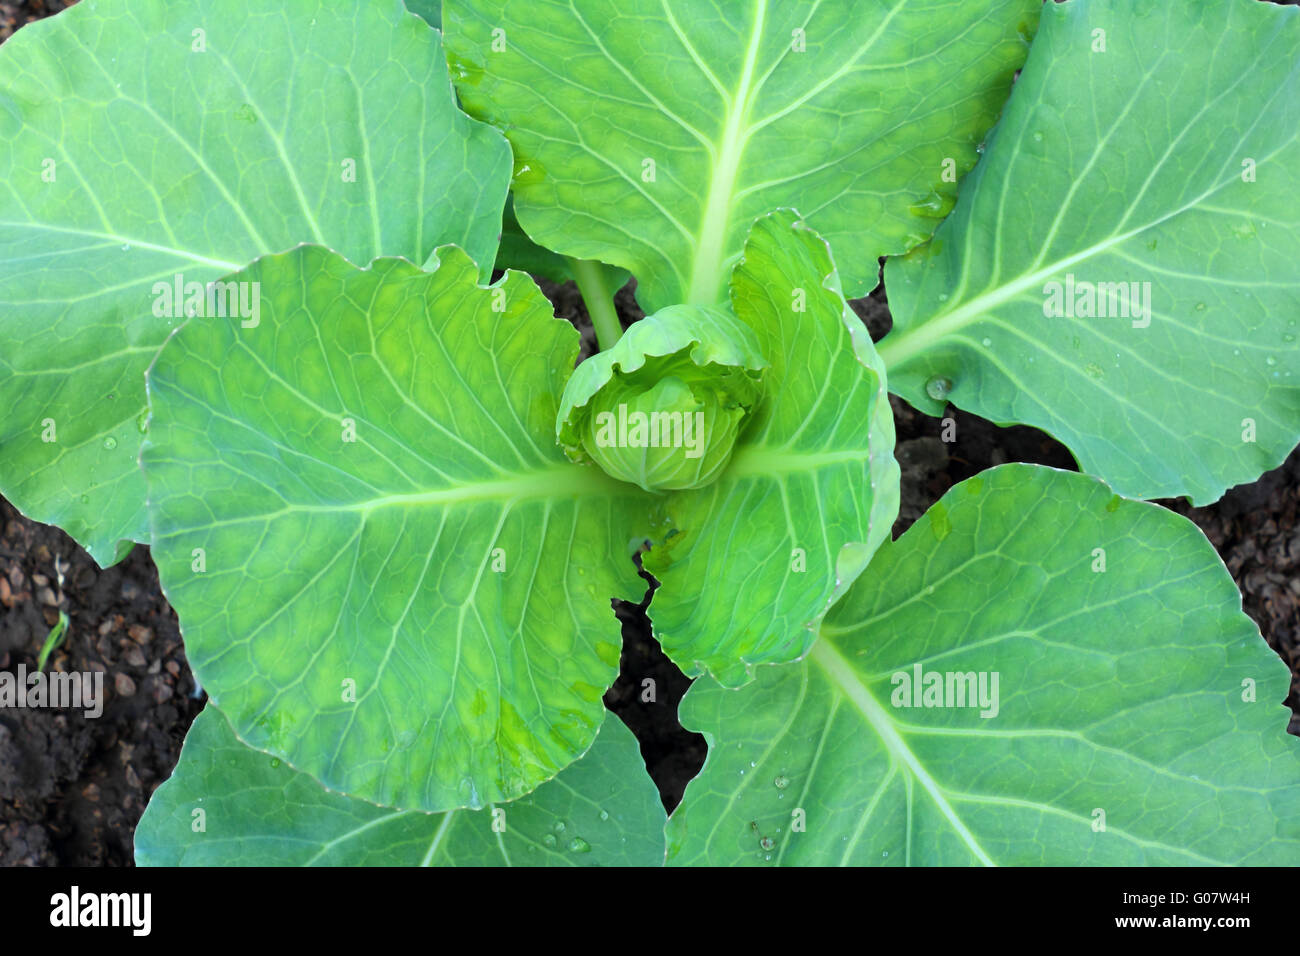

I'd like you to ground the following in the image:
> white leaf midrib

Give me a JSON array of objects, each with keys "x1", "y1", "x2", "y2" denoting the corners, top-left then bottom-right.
[
  {"x1": 808, "y1": 637, "x2": 997, "y2": 866},
  {"x1": 686, "y1": 0, "x2": 767, "y2": 305}
]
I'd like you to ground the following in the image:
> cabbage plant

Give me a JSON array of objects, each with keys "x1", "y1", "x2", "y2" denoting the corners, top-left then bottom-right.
[{"x1": 0, "y1": 0, "x2": 1297, "y2": 866}]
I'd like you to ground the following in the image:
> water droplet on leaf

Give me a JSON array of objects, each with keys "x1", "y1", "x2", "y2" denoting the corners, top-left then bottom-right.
[{"x1": 924, "y1": 376, "x2": 952, "y2": 402}]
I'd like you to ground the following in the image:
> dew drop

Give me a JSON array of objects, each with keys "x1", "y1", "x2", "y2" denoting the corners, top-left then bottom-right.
[
  {"x1": 553, "y1": 820, "x2": 566, "y2": 833},
  {"x1": 270, "y1": 758, "x2": 280, "y2": 768},
  {"x1": 760, "y1": 836, "x2": 775, "y2": 851},
  {"x1": 1266, "y1": 356, "x2": 1277, "y2": 366},
  {"x1": 599, "y1": 809, "x2": 610, "y2": 821},
  {"x1": 542, "y1": 834, "x2": 557, "y2": 848},
  {"x1": 567, "y1": 837, "x2": 591, "y2": 854},
  {"x1": 981, "y1": 337, "x2": 992, "y2": 347},
  {"x1": 924, "y1": 376, "x2": 953, "y2": 402},
  {"x1": 1194, "y1": 302, "x2": 1207, "y2": 312},
  {"x1": 1032, "y1": 131, "x2": 1043, "y2": 142},
  {"x1": 103, "y1": 436, "x2": 117, "y2": 450},
  {"x1": 774, "y1": 775, "x2": 789, "y2": 790}
]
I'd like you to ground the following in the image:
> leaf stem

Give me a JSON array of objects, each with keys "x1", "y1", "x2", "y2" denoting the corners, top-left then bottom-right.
[{"x1": 568, "y1": 258, "x2": 623, "y2": 351}]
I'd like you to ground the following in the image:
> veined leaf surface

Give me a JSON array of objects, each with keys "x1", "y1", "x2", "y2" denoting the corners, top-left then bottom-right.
[
  {"x1": 644, "y1": 211, "x2": 899, "y2": 686},
  {"x1": 0, "y1": 0, "x2": 510, "y2": 563},
  {"x1": 667, "y1": 465, "x2": 1300, "y2": 865},
  {"x1": 444, "y1": 0, "x2": 1039, "y2": 311},
  {"x1": 136, "y1": 707, "x2": 666, "y2": 866},
  {"x1": 143, "y1": 245, "x2": 647, "y2": 812},
  {"x1": 879, "y1": 0, "x2": 1300, "y2": 504},
  {"x1": 496, "y1": 193, "x2": 630, "y2": 289}
]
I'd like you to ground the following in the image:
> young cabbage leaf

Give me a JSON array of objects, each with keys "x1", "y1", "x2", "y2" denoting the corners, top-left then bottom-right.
[
  {"x1": 666, "y1": 465, "x2": 1300, "y2": 866},
  {"x1": 879, "y1": 0, "x2": 1300, "y2": 504},
  {"x1": 557, "y1": 302, "x2": 768, "y2": 492},
  {"x1": 0, "y1": 0, "x2": 510, "y2": 564},
  {"x1": 142, "y1": 244, "x2": 648, "y2": 813},
  {"x1": 443, "y1": 0, "x2": 1040, "y2": 310},
  {"x1": 643, "y1": 212, "x2": 900, "y2": 686},
  {"x1": 136, "y1": 706, "x2": 666, "y2": 866}
]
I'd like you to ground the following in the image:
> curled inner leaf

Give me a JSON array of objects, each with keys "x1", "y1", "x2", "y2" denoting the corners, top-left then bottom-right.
[{"x1": 557, "y1": 305, "x2": 768, "y2": 492}]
